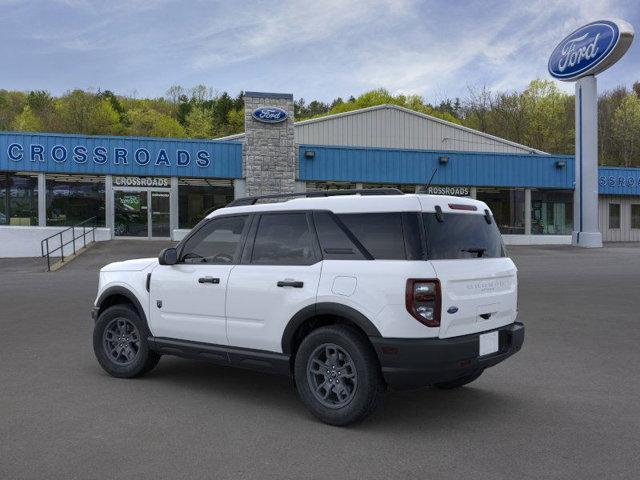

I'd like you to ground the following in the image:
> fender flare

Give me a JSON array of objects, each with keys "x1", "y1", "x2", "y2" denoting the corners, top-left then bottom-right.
[
  {"x1": 95, "y1": 286, "x2": 148, "y2": 325},
  {"x1": 281, "y1": 302, "x2": 382, "y2": 354}
]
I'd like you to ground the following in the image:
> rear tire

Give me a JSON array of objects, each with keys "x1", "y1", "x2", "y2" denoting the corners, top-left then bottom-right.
[
  {"x1": 294, "y1": 325, "x2": 384, "y2": 426},
  {"x1": 93, "y1": 304, "x2": 160, "y2": 378},
  {"x1": 434, "y1": 370, "x2": 483, "y2": 389}
]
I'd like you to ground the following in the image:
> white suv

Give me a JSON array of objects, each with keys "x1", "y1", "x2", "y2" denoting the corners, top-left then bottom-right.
[{"x1": 92, "y1": 189, "x2": 524, "y2": 425}]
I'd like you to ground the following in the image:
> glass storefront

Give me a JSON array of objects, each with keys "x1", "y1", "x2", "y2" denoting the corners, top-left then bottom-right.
[
  {"x1": 0, "y1": 172, "x2": 38, "y2": 226},
  {"x1": 476, "y1": 188, "x2": 525, "y2": 234},
  {"x1": 531, "y1": 189, "x2": 573, "y2": 235},
  {"x1": 178, "y1": 178, "x2": 234, "y2": 229},
  {"x1": 46, "y1": 175, "x2": 105, "y2": 227},
  {"x1": 306, "y1": 181, "x2": 357, "y2": 191},
  {"x1": 363, "y1": 183, "x2": 416, "y2": 193}
]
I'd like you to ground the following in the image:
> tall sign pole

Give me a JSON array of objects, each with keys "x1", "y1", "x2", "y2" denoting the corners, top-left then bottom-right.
[{"x1": 548, "y1": 20, "x2": 634, "y2": 247}]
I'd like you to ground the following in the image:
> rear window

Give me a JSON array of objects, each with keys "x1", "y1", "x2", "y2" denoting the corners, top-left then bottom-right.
[{"x1": 423, "y1": 212, "x2": 505, "y2": 260}]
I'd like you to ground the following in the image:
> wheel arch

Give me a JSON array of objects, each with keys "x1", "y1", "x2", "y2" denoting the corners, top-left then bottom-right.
[
  {"x1": 281, "y1": 303, "x2": 382, "y2": 355},
  {"x1": 96, "y1": 286, "x2": 148, "y2": 326}
]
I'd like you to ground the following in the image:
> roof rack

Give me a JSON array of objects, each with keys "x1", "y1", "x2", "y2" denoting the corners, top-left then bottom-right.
[{"x1": 226, "y1": 188, "x2": 404, "y2": 207}]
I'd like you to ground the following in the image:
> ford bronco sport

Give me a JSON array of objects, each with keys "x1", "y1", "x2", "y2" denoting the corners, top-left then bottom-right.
[{"x1": 92, "y1": 189, "x2": 524, "y2": 425}]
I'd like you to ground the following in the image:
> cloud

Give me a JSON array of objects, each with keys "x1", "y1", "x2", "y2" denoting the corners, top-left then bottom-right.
[{"x1": 1, "y1": 0, "x2": 638, "y2": 99}]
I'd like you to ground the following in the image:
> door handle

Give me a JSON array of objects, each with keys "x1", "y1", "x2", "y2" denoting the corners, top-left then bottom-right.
[
  {"x1": 277, "y1": 280, "x2": 304, "y2": 288},
  {"x1": 198, "y1": 277, "x2": 220, "y2": 284}
]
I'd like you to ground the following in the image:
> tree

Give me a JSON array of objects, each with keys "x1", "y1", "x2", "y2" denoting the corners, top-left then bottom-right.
[
  {"x1": 87, "y1": 99, "x2": 122, "y2": 135},
  {"x1": 127, "y1": 107, "x2": 186, "y2": 138},
  {"x1": 185, "y1": 107, "x2": 213, "y2": 138},
  {"x1": 0, "y1": 90, "x2": 27, "y2": 130},
  {"x1": 57, "y1": 89, "x2": 97, "y2": 134},
  {"x1": 611, "y1": 93, "x2": 640, "y2": 167},
  {"x1": 11, "y1": 105, "x2": 42, "y2": 131}
]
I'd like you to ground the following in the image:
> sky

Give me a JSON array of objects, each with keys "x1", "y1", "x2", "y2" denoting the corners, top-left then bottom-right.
[{"x1": 1, "y1": 0, "x2": 639, "y2": 104}]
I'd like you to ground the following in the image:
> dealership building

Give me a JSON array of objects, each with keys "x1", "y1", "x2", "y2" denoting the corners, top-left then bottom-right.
[{"x1": 1, "y1": 91, "x2": 639, "y2": 257}]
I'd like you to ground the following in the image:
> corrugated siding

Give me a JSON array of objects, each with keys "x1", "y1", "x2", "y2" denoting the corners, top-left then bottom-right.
[
  {"x1": 598, "y1": 195, "x2": 640, "y2": 242},
  {"x1": 295, "y1": 107, "x2": 534, "y2": 154},
  {"x1": 0, "y1": 132, "x2": 242, "y2": 179},
  {"x1": 598, "y1": 167, "x2": 640, "y2": 196},
  {"x1": 299, "y1": 145, "x2": 574, "y2": 188}
]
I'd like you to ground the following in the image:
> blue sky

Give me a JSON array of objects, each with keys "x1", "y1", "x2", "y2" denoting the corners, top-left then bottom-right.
[{"x1": 1, "y1": 0, "x2": 638, "y2": 103}]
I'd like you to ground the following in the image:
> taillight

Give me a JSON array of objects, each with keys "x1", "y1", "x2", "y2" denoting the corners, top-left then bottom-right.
[{"x1": 406, "y1": 279, "x2": 441, "y2": 327}]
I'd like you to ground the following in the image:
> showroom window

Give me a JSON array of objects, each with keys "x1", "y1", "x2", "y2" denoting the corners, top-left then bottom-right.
[
  {"x1": 609, "y1": 203, "x2": 621, "y2": 229},
  {"x1": 0, "y1": 172, "x2": 38, "y2": 226},
  {"x1": 363, "y1": 183, "x2": 417, "y2": 193},
  {"x1": 632, "y1": 204, "x2": 640, "y2": 229},
  {"x1": 476, "y1": 188, "x2": 525, "y2": 234},
  {"x1": 306, "y1": 181, "x2": 357, "y2": 191},
  {"x1": 531, "y1": 189, "x2": 573, "y2": 235},
  {"x1": 178, "y1": 178, "x2": 234, "y2": 229},
  {"x1": 46, "y1": 175, "x2": 105, "y2": 227}
]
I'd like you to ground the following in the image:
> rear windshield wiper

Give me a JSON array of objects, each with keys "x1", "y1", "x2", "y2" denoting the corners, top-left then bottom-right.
[{"x1": 461, "y1": 247, "x2": 486, "y2": 258}]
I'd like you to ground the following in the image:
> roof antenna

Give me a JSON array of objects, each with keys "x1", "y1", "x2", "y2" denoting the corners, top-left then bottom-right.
[{"x1": 421, "y1": 168, "x2": 438, "y2": 193}]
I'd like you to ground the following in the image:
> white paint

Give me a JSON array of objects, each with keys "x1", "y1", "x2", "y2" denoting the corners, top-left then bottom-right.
[
  {"x1": 0, "y1": 226, "x2": 112, "y2": 258},
  {"x1": 573, "y1": 76, "x2": 603, "y2": 248},
  {"x1": 503, "y1": 234, "x2": 571, "y2": 245},
  {"x1": 149, "y1": 263, "x2": 233, "y2": 345}
]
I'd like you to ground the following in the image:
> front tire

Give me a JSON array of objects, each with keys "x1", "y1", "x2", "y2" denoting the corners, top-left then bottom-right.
[
  {"x1": 294, "y1": 325, "x2": 384, "y2": 426},
  {"x1": 93, "y1": 304, "x2": 160, "y2": 378}
]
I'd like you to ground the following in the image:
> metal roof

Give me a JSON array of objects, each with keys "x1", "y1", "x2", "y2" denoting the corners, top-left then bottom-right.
[{"x1": 216, "y1": 104, "x2": 546, "y2": 155}]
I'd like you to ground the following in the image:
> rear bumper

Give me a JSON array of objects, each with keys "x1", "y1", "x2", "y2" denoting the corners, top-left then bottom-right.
[{"x1": 370, "y1": 322, "x2": 524, "y2": 389}]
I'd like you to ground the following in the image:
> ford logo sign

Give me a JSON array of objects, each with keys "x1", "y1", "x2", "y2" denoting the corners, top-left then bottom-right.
[
  {"x1": 548, "y1": 19, "x2": 634, "y2": 81},
  {"x1": 252, "y1": 106, "x2": 288, "y2": 123}
]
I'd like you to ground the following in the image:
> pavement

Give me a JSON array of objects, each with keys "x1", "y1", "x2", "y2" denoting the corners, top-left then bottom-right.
[{"x1": 1, "y1": 241, "x2": 639, "y2": 479}]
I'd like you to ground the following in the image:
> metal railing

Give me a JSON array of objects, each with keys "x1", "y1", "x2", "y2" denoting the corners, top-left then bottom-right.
[{"x1": 41, "y1": 217, "x2": 97, "y2": 271}]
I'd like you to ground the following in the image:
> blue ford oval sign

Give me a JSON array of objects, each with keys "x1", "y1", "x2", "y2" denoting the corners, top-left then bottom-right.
[
  {"x1": 548, "y1": 20, "x2": 634, "y2": 81},
  {"x1": 252, "y1": 106, "x2": 288, "y2": 123}
]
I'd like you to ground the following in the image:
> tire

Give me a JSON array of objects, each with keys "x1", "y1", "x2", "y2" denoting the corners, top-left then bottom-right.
[
  {"x1": 434, "y1": 370, "x2": 483, "y2": 389},
  {"x1": 294, "y1": 325, "x2": 384, "y2": 426},
  {"x1": 93, "y1": 304, "x2": 160, "y2": 378}
]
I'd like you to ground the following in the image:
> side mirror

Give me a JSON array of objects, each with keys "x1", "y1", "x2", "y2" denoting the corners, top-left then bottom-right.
[{"x1": 158, "y1": 247, "x2": 178, "y2": 265}]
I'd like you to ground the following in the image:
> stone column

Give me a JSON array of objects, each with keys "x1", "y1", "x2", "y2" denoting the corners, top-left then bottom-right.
[{"x1": 243, "y1": 92, "x2": 296, "y2": 196}]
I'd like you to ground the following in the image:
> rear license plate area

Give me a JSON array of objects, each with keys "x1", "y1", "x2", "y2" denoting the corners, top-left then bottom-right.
[{"x1": 479, "y1": 331, "x2": 499, "y2": 356}]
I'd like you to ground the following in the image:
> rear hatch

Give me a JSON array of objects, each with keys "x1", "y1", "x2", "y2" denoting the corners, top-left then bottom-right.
[{"x1": 421, "y1": 209, "x2": 518, "y2": 339}]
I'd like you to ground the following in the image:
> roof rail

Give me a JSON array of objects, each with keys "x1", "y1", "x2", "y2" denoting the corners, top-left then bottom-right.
[{"x1": 226, "y1": 188, "x2": 404, "y2": 207}]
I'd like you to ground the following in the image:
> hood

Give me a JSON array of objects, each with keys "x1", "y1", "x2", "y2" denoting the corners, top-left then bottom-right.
[{"x1": 101, "y1": 258, "x2": 158, "y2": 272}]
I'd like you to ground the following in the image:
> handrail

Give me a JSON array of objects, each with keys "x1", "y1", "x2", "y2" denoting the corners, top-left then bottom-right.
[{"x1": 41, "y1": 217, "x2": 97, "y2": 271}]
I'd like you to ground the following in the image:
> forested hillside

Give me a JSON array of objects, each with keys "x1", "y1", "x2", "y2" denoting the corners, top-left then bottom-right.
[{"x1": 1, "y1": 80, "x2": 639, "y2": 166}]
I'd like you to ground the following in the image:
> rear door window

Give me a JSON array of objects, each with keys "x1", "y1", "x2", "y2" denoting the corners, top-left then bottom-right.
[
  {"x1": 313, "y1": 211, "x2": 366, "y2": 260},
  {"x1": 423, "y1": 212, "x2": 505, "y2": 259}
]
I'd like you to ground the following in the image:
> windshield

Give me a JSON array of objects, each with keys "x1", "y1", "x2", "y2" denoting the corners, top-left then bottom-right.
[{"x1": 423, "y1": 212, "x2": 506, "y2": 260}]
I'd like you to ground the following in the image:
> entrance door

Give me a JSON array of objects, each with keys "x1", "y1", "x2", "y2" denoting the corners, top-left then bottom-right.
[
  {"x1": 113, "y1": 189, "x2": 171, "y2": 238},
  {"x1": 151, "y1": 191, "x2": 170, "y2": 238},
  {"x1": 114, "y1": 190, "x2": 148, "y2": 237}
]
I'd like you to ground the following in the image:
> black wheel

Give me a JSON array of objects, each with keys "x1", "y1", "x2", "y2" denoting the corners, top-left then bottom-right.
[
  {"x1": 93, "y1": 304, "x2": 160, "y2": 378},
  {"x1": 294, "y1": 325, "x2": 384, "y2": 426},
  {"x1": 434, "y1": 370, "x2": 483, "y2": 389}
]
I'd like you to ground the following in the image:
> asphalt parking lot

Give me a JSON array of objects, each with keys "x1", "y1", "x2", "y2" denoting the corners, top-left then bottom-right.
[{"x1": 1, "y1": 241, "x2": 639, "y2": 479}]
